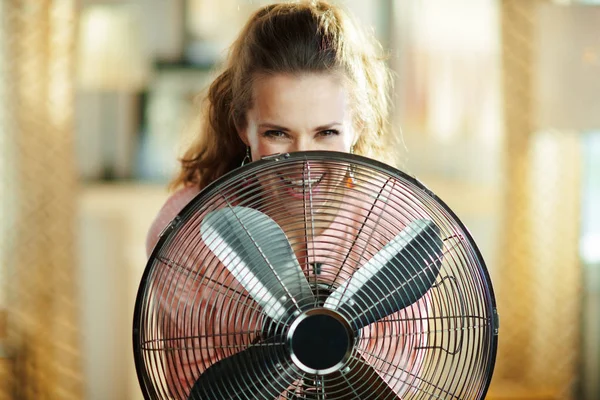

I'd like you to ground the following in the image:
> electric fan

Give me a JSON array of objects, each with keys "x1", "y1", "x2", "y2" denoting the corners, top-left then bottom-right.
[{"x1": 133, "y1": 151, "x2": 499, "y2": 400}]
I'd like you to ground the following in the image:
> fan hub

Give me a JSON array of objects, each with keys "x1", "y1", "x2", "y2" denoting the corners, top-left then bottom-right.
[{"x1": 288, "y1": 308, "x2": 353, "y2": 375}]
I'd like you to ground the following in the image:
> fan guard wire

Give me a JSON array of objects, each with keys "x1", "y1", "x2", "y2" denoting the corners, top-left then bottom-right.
[{"x1": 133, "y1": 151, "x2": 498, "y2": 400}]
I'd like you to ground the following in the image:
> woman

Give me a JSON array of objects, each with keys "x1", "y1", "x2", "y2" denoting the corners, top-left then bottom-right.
[{"x1": 146, "y1": 1, "x2": 426, "y2": 398}]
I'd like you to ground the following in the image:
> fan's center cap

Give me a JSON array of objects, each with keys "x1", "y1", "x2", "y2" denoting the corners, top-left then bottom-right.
[{"x1": 288, "y1": 309, "x2": 353, "y2": 374}]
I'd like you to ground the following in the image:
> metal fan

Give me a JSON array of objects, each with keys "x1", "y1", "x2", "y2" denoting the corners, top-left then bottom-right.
[{"x1": 133, "y1": 151, "x2": 499, "y2": 400}]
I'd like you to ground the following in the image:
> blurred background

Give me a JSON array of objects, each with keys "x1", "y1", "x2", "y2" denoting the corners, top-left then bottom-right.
[{"x1": 0, "y1": 0, "x2": 598, "y2": 399}]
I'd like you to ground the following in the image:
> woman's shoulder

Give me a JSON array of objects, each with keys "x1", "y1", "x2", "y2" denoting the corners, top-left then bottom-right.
[{"x1": 146, "y1": 185, "x2": 201, "y2": 257}]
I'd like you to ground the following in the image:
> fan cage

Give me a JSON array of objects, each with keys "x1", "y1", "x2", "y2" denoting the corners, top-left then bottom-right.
[{"x1": 133, "y1": 151, "x2": 498, "y2": 400}]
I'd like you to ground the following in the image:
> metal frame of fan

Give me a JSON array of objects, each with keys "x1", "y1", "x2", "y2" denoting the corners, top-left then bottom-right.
[{"x1": 133, "y1": 151, "x2": 499, "y2": 400}]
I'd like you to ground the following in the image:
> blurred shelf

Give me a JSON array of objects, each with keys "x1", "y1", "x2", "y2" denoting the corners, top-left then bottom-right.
[
  {"x1": 77, "y1": 180, "x2": 168, "y2": 400},
  {"x1": 78, "y1": 180, "x2": 169, "y2": 270},
  {"x1": 487, "y1": 380, "x2": 560, "y2": 400},
  {"x1": 79, "y1": 181, "x2": 168, "y2": 202}
]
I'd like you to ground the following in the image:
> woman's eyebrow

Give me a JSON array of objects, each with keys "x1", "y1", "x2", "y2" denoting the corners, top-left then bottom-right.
[
  {"x1": 313, "y1": 122, "x2": 342, "y2": 131},
  {"x1": 258, "y1": 122, "x2": 343, "y2": 131},
  {"x1": 258, "y1": 123, "x2": 289, "y2": 131}
]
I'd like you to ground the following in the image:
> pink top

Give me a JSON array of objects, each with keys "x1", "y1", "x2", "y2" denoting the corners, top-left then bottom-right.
[
  {"x1": 146, "y1": 185, "x2": 429, "y2": 399},
  {"x1": 146, "y1": 185, "x2": 202, "y2": 255}
]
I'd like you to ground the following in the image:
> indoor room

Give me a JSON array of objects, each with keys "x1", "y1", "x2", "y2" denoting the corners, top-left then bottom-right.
[{"x1": 0, "y1": 0, "x2": 598, "y2": 399}]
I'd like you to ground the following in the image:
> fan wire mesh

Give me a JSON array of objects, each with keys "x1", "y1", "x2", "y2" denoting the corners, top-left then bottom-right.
[{"x1": 133, "y1": 152, "x2": 497, "y2": 400}]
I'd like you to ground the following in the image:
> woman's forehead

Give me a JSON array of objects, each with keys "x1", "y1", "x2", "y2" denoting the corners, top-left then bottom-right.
[{"x1": 248, "y1": 72, "x2": 352, "y2": 125}]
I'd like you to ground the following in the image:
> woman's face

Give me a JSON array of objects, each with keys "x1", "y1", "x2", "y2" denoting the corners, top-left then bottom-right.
[
  {"x1": 238, "y1": 72, "x2": 357, "y2": 229},
  {"x1": 240, "y1": 72, "x2": 356, "y2": 159}
]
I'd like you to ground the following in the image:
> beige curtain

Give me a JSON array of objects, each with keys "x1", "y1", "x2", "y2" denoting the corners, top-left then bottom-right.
[
  {"x1": 389, "y1": 0, "x2": 583, "y2": 397},
  {"x1": 1, "y1": 0, "x2": 83, "y2": 398},
  {"x1": 493, "y1": 1, "x2": 582, "y2": 398}
]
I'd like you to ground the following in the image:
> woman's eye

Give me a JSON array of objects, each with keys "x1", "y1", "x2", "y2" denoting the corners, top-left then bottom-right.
[
  {"x1": 264, "y1": 130, "x2": 288, "y2": 139},
  {"x1": 318, "y1": 129, "x2": 340, "y2": 137}
]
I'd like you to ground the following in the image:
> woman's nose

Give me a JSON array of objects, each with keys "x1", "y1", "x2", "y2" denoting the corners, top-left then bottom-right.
[{"x1": 293, "y1": 139, "x2": 315, "y2": 152}]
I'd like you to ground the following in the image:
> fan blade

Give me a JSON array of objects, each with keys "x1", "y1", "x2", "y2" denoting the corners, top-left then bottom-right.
[
  {"x1": 324, "y1": 219, "x2": 443, "y2": 330},
  {"x1": 201, "y1": 206, "x2": 314, "y2": 323},
  {"x1": 188, "y1": 343, "x2": 297, "y2": 399},
  {"x1": 323, "y1": 354, "x2": 400, "y2": 399}
]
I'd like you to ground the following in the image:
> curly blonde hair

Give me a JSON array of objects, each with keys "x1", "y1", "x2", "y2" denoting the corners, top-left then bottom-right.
[{"x1": 171, "y1": 1, "x2": 395, "y2": 190}]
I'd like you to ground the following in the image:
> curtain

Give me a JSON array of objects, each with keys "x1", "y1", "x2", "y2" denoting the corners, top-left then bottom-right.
[
  {"x1": 389, "y1": 0, "x2": 583, "y2": 398},
  {"x1": 0, "y1": 0, "x2": 83, "y2": 398},
  {"x1": 494, "y1": 1, "x2": 582, "y2": 398}
]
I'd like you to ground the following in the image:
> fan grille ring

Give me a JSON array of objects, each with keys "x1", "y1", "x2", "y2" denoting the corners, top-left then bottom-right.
[{"x1": 288, "y1": 308, "x2": 354, "y2": 375}]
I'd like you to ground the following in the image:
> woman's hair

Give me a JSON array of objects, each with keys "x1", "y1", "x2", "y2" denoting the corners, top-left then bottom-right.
[{"x1": 171, "y1": 0, "x2": 395, "y2": 190}]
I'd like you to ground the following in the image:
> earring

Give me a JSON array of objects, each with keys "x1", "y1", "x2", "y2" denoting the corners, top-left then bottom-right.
[
  {"x1": 346, "y1": 145, "x2": 356, "y2": 188},
  {"x1": 241, "y1": 146, "x2": 251, "y2": 167}
]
